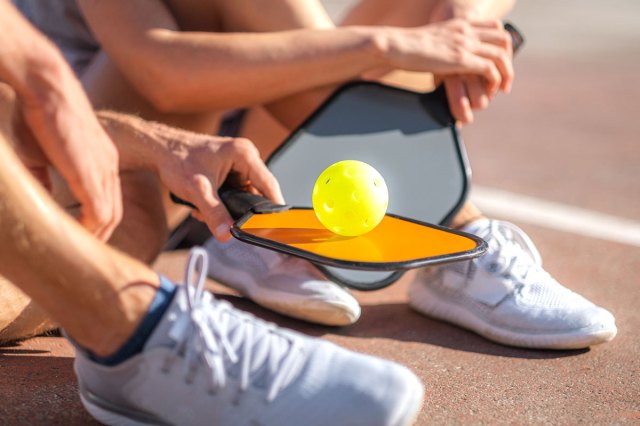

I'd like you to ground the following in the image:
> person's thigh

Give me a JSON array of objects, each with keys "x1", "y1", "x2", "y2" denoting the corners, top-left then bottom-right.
[
  {"x1": 341, "y1": 0, "x2": 512, "y2": 27},
  {"x1": 165, "y1": 0, "x2": 334, "y2": 32},
  {"x1": 340, "y1": 0, "x2": 435, "y2": 27}
]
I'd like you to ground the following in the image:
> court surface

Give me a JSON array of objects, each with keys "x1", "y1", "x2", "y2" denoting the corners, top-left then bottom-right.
[{"x1": 1, "y1": 1, "x2": 638, "y2": 424}]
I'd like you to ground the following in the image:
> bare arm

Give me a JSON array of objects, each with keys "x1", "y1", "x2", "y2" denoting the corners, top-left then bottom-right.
[
  {"x1": 78, "y1": 0, "x2": 512, "y2": 113},
  {"x1": 0, "y1": 0, "x2": 122, "y2": 240}
]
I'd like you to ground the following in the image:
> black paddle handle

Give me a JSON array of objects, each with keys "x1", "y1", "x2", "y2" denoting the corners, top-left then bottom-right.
[{"x1": 170, "y1": 185, "x2": 290, "y2": 221}]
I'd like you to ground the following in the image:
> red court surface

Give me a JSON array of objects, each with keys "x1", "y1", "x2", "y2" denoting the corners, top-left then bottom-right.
[{"x1": 1, "y1": 1, "x2": 639, "y2": 424}]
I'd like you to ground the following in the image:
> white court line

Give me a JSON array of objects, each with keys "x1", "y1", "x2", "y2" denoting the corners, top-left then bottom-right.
[{"x1": 471, "y1": 186, "x2": 640, "y2": 248}]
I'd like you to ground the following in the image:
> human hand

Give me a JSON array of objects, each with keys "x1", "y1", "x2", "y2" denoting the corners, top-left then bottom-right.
[
  {"x1": 428, "y1": 0, "x2": 516, "y2": 123},
  {"x1": 0, "y1": 2, "x2": 123, "y2": 240},
  {"x1": 383, "y1": 19, "x2": 513, "y2": 110},
  {"x1": 20, "y1": 74, "x2": 123, "y2": 241},
  {"x1": 151, "y1": 129, "x2": 283, "y2": 242}
]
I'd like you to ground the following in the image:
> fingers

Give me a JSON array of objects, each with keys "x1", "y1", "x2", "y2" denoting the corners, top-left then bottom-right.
[
  {"x1": 471, "y1": 39, "x2": 513, "y2": 93},
  {"x1": 108, "y1": 171, "x2": 123, "y2": 238},
  {"x1": 160, "y1": 135, "x2": 282, "y2": 243},
  {"x1": 444, "y1": 76, "x2": 472, "y2": 124},
  {"x1": 79, "y1": 200, "x2": 115, "y2": 241},
  {"x1": 226, "y1": 138, "x2": 285, "y2": 205},
  {"x1": 471, "y1": 20, "x2": 514, "y2": 93},
  {"x1": 445, "y1": 72, "x2": 499, "y2": 124},
  {"x1": 470, "y1": 54, "x2": 502, "y2": 96},
  {"x1": 77, "y1": 171, "x2": 123, "y2": 241},
  {"x1": 465, "y1": 75, "x2": 490, "y2": 109},
  {"x1": 189, "y1": 174, "x2": 234, "y2": 242},
  {"x1": 445, "y1": 20, "x2": 512, "y2": 95},
  {"x1": 475, "y1": 25, "x2": 513, "y2": 56},
  {"x1": 190, "y1": 137, "x2": 282, "y2": 242}
]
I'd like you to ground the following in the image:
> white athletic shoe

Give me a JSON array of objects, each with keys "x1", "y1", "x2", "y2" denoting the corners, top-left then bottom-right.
[
  {"x1": 408, "y1": 219, "x2": 617, "y2": 349},
  {"x1": 204, "y1": 237, "x2": 360, "y2": 326},
  {"x1": 74, "y1": 249, "x2": 423, "y2": 426}
]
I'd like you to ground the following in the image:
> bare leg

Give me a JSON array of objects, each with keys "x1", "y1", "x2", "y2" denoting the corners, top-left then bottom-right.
[
  {"x1": 342, "y1": 0, "x2": 514, "y2": 27},
  {"x1": 0, "y1": 127, "x2": 159, "y2": 356}
]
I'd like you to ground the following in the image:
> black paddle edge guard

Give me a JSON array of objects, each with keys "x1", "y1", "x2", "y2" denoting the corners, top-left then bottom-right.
[{"x1": 231, "y1": 207, "x2": 488, "y2": 273}]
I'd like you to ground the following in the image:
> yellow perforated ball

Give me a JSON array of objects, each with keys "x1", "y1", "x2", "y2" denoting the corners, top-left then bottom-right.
[{"x1": 312, "y1": 160, "x2": 388, "y2": 237}]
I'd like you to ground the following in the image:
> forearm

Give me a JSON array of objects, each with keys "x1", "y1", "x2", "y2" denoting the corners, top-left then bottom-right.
[
  {"x1": 96, "y1": 111, "x2": 169, "y2": 172},
  {"x1": 77, "y1": 0, "x2": 390, "y2": 110},
  {"x1": 90, "y1": 27, "x2": 384, "y2": 112}
]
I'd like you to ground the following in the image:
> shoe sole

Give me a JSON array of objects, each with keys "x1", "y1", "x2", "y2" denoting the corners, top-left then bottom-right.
[
  {"x1": 80, "y1": 385, "x2": 168, "y2": 426},
  {"x1": 253, "y1": 294, "x2": 360, "y2": 326},
  {"x1": 408, "y1": 281, "x2": 617, "y2": 350},
  {"x1": 80, "y1": 379, "x2": 424, "y2": 426}
]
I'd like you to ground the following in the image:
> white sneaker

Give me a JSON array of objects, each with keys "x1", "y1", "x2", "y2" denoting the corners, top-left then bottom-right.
[
  {"x1": 408, "y1": 219, "x2": 617, "y2": 349},
  {"x1": 74, "y1": 248, "x2": 423, "y2": 426},
  {"x1": 204, "y1": 237, "x2": 360, "y2": 326}
]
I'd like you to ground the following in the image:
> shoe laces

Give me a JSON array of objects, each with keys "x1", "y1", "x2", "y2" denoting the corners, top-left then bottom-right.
[
  {"x1": 473, "y1": 220, "x2": 547, "y2": 286},
  {"x1": 165, "y1": 248, "x2": 304, "y2": 403}
]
